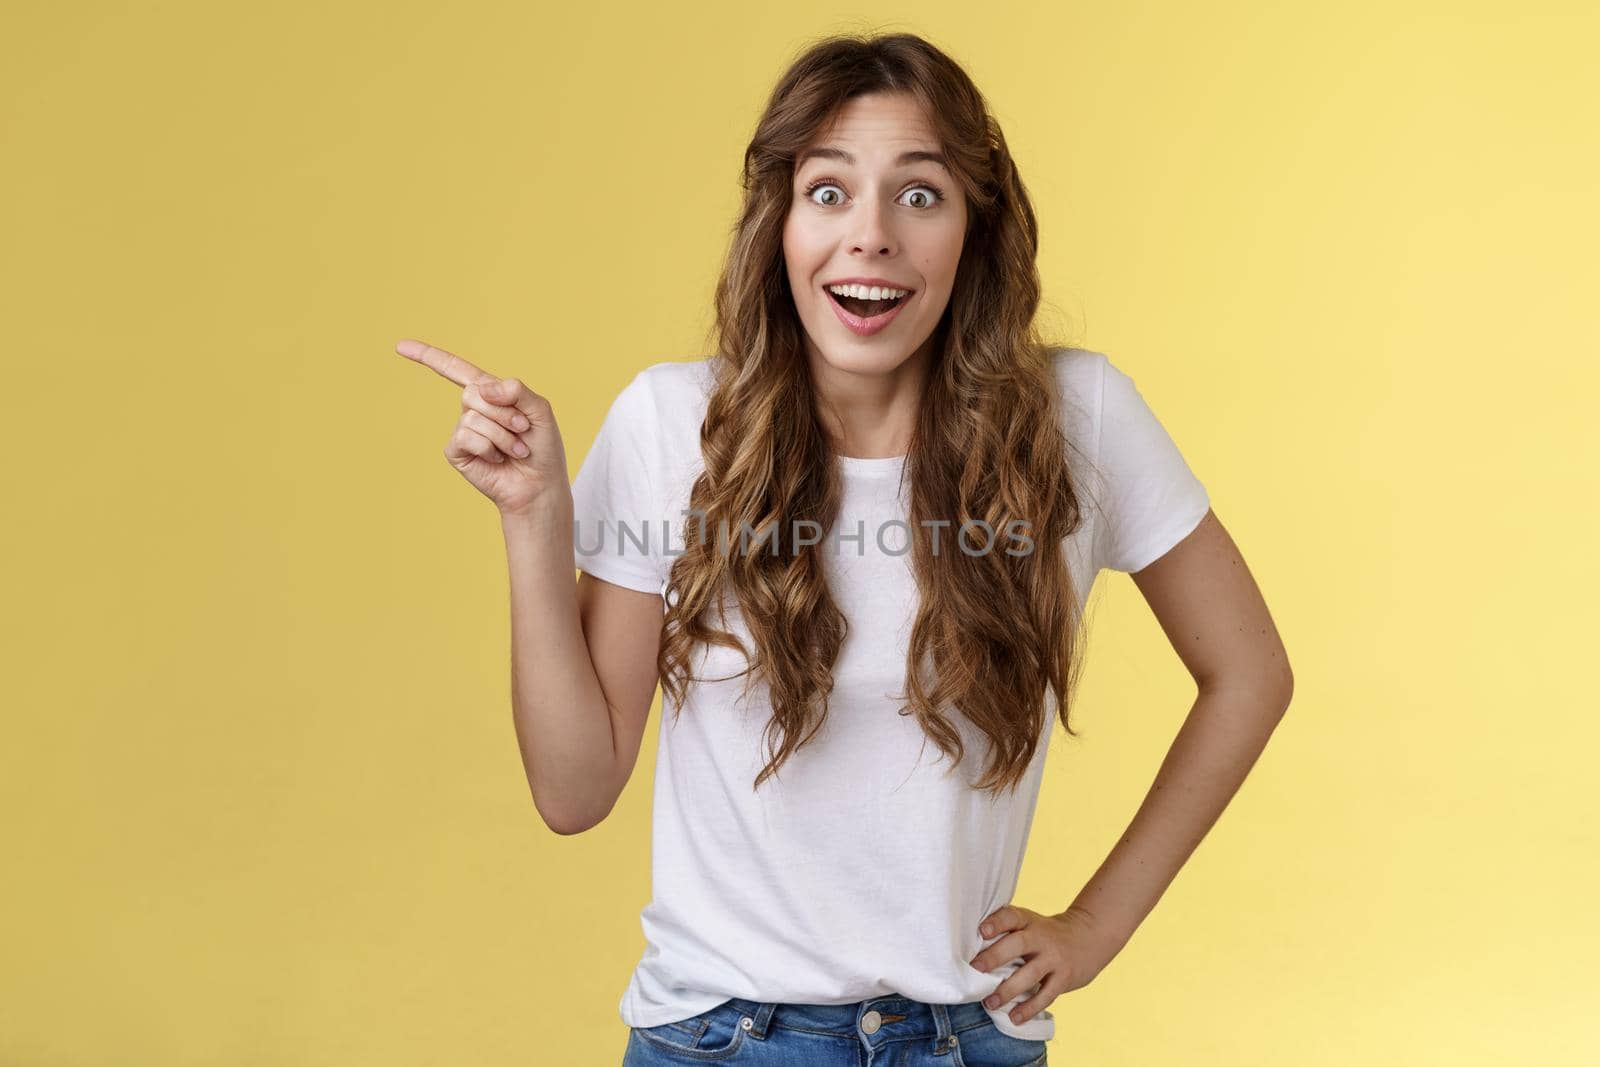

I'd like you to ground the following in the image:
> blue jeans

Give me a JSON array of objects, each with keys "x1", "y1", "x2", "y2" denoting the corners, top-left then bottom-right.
[{"x1": 623, "y1": 995, "x2": 1048, "y2": 1066}]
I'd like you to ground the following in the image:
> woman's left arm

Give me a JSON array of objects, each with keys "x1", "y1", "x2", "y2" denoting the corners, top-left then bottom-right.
[{"x1": 973, "y1": 508, "x2": 1294, "y2": 1024}]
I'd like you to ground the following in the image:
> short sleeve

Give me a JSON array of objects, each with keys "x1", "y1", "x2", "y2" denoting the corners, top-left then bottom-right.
[
  {"x1": 1090, "y1": 356, "x2": 1211, "y2": 574},
  {"x1": 569, "y1": 372, "x2": 668, "y2": 595}
]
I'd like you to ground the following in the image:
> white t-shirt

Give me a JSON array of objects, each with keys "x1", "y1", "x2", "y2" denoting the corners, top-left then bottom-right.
[{"x1": 568, "y1": 347, "x2": 1210, "y2": 1041}]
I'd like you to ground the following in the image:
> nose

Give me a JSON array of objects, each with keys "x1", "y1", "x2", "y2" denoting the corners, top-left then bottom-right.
[{"x1": 848, "y1": 197, "x2": 897, "y2": 257}]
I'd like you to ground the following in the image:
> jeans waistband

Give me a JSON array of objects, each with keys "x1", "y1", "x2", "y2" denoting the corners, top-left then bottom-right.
[{"x1": 716, "y1": 994, "x2": 993, "y2": 1045}]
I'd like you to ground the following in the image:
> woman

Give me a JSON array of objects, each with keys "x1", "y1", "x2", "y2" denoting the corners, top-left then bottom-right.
[{"x1": 398, "y1": 31, "x2": 1292, "y2": 1067}]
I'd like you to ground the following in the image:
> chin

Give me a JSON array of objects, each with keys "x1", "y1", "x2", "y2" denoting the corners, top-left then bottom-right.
[
  {"x1": 805, "y1": 308, "x2": 933, "y2": 373},
  {"x1": 809, "y1": 338, "x2": 921, "y2": 377}
]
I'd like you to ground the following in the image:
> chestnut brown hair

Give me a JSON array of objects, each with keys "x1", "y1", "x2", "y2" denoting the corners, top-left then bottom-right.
[{"x1": 659, "y1": 31, "x2": 1090, "y2": 798}]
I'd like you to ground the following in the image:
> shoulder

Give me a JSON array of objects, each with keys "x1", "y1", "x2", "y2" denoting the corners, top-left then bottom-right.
[
  {"x1": 1043, "y1": 346, "x2": 1112, "y2": 456},
  {"x1": 616, "y1": 356, "x2": 716, "y2": 424},
  {"x1": 598, "y1": 357, "x2": 715, "y2": 499},
  {"x1": 1046, "y1": 345, "x2": 1109, "y2": 395},
  {"x1": 1046, "y1": 344, "x2": 1109, "y2": 390},
  {"x1": 593, "y1": 356, "x2": 715, "y2": 435}
]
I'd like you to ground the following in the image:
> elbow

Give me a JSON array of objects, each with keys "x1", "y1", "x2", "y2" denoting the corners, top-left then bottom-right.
[
  {"x1": 542, "y1": 807, "x2": 590, "y2": 836},
  {"x1": 1251, "y1": 640, "x2": 1295, "y2": 716},
  {"x1": 1198, "y1": 658, "x2": 1293, "y2": 717},
  {"x1": 1268, "y1": 659, "x2": 1294, "y2": 716},
  {"x1": 539, "y1": 806, "x2": 599, "y2": 837},
  {"x1": 532, "y1": 788, "x2": 614, "y2": 837},
  {"x1": 519, "y1": 735, "x2": 624, "y2": 836}
]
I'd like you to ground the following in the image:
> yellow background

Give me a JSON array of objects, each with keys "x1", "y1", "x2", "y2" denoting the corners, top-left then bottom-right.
[{"x1": 3, "y1": 1, "x2": 1595, "y2": 1063}]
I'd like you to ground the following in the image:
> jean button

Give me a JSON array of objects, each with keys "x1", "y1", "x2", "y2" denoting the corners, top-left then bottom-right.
[
  {"x1": 740, "y1": 1017, "x2": 753, "y2": 1031},
  {"x1": 861, "y1": 1010, "x2": 882, "y2": 1034}
]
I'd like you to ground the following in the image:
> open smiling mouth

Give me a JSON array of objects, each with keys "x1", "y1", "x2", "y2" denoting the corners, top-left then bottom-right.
[
  {"x1": 824, "y1": 287, "x2": 914, "y2": 336},
  {"x1": 828, "y1": 290, "x2": 907, "y2": 317}
]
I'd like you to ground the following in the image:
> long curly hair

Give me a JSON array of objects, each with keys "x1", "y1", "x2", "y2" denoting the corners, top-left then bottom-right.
[{"x1": 658, "y1": 31, "x2": 1091, "y2": 799}]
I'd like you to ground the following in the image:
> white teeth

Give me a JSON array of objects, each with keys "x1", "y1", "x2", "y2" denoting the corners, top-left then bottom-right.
[{"x1": 827, "y1": 283, "x2": 909, "y2": 300}]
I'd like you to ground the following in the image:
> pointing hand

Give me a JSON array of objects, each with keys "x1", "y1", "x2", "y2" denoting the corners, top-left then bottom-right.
[{"x1": 395, "y1": 338, "x2": 569, "y2": 517}]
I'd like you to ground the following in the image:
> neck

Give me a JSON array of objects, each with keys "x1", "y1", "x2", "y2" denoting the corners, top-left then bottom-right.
[{"x1": 805, "y1": 338, "x2": 933, "y2": 458}]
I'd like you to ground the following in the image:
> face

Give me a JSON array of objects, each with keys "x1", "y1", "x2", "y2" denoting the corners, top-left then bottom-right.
[{"x1": 782, "y1": 91, "x2": 968, "y2": 379}]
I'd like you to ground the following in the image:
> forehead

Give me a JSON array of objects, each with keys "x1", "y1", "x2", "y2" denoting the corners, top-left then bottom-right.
[{"x1": 799, "y1": 92, "x2": 941, "y2": 164}]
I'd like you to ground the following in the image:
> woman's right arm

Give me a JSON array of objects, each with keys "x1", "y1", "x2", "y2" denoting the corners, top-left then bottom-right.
[
  {"x1": 502, "y1": 499, "x2": 663, "y2": 834},
  {"x1": 395, "y1": 338, "x2": 661, "y2": 836}
]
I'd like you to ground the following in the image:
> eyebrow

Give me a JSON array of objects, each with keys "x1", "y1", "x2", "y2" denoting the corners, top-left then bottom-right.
[{"x1": 796, "y1": 146, "x2": 949, "y2": 170}]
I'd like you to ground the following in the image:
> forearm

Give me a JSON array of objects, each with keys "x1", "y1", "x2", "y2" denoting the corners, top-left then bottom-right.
[
  {"x1": 501, "y1": 496, "x2": 617, "y2": 833},
  {"x1": 1068, "y1": 683, "x2": 1290, "y2": 947}
]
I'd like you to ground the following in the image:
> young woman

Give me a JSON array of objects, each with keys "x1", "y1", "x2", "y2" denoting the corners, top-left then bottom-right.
[{"x1": 398, "y1": 32, "x2": 1291, "y2": 1067}]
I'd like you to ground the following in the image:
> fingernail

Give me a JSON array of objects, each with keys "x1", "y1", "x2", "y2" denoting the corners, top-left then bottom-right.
[
  {"x1": 981, "y1": 924, "x2": 992, "y2": 936},
  {"x1": 514, "y1": 442, "x2": 529, "y2": 457},
  {"x1": 513, "y1": 415, "x2": 529, "y2": 431},
  {"x1": 984, "y1": 995, "x2": 997, "y2": 1008}
]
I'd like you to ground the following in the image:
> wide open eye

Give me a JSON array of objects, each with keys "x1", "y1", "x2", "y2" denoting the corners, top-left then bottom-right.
[
  {"x1": 805, "y1": 181, "x2": 845, "y2": 206},
  {"x1": 801, "y1": 179, "x2": 946, "y2": 209}
]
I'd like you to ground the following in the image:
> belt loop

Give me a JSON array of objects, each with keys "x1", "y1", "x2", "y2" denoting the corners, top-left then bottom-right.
[
  {"x1": 748, "y1": 1001, "x2": 778, "y2": 1040},
  {"x1": 931, "y1": 1002, "x2": 955, "y2": 1055}
]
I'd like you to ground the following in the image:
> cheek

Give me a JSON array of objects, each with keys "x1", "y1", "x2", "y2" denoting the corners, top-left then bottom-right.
[
  {"x1": 782, "y1": 224, "x2": 830, "y2": 300},
  {"x1": 920, "y1": 227, "x2": 966, "y2": 287},
  {"x1": 783, "y1": 215, "x2": 825, "y2": 260}
]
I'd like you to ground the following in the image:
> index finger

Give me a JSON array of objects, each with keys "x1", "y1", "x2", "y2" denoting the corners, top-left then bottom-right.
[{"x1": 395, "y1": 338, "x2": 495, "y2": 388}]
